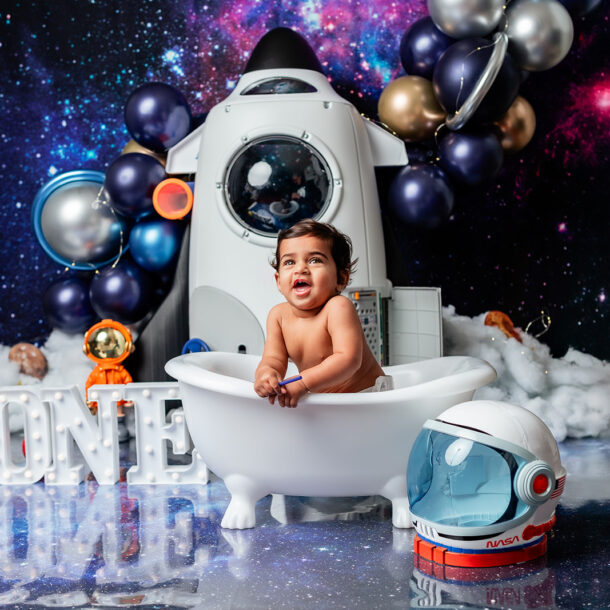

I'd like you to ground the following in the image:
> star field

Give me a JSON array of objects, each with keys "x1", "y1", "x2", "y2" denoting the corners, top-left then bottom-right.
[{"x1": 0, "y1": 0, "x2": 608, "y2": 359}]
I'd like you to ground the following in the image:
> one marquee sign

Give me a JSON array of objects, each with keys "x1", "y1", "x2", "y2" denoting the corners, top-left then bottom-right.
[{"x1": 0, "y1": 383, "x2": 209, "y2": 486}]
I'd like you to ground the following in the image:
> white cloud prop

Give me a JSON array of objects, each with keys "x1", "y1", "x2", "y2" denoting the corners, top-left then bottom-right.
[
  {"x1": 2, "y1": 309, "x2": 609, "y2": 441},
  {"x1": 1, "y1": 331, "x2": 93, "y2": 432},
  {"x1": 443, "y1": 306, "x2": 610, "y2": 441}
]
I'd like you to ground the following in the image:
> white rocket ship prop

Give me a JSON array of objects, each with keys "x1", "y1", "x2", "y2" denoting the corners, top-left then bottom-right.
[{"x1": 166, "y1": 28, "x2": 411, "y2": 356}]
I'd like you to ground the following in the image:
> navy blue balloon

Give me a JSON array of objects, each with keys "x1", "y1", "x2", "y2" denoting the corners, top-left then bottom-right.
[
  {"x1": 128, "y1": 217, "x2": 185, "y2": 271},
  {"x1": 438, "y1": 130, "x2": 504, "y2": 186},
  {"x1": 125, "y1": 82, "x2": 192, "y2": 153},
  {"x1": 433, "y1": 38, "x2": 521, "y2": 124},
  {"x1": 43, "y1": 276, "x2": 98, "y2": 334},
  {"x1": 389, "y1": 164, "x2": 454, "y2": 229},
  {"x1": 105, "y1": 153, "x2": 166, "y2": 219},
  {"x1": 400, "y1": 17, "x2": 455, "y2": 79},
  {"x1": 89, "y1": 258, "x2": 155, "y2": 324}
]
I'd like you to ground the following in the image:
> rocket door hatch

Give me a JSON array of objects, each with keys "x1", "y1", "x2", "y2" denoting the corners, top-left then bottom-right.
[{"x1": 189, "y1": 285, "x2": 265, "y2": 355}]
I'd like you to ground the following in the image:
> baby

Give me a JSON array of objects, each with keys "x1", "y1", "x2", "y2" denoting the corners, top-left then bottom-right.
[{"x1": 254, "y1": 219, "x2": 386, "y2": 407}]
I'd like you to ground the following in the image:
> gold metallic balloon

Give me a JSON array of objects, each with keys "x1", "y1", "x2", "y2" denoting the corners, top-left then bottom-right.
[
  {"x1": 378, "y1": 75, "x2": 446, "y2": 142},
  {"x1": 495, "y1": 95, "x2": 536, "y2": 153},
  {"x1": 121, "y1": 139, "x2": 167, "y2": 166}
]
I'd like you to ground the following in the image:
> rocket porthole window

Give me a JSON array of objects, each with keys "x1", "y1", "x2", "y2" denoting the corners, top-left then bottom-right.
[
  {"x1": 224, "y1": 136, "x2": 332, "y2": 236},
  {"x1": 241, "y1": 78, "x2": 317, "y2": 95}
]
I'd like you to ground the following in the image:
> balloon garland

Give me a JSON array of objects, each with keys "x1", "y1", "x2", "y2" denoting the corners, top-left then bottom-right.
[
  {"x1": 35, "y1": 83, "x2": 193, "y2": 332},
  {"x1": 381, "y1": 0, "x2": 578, "y2": 227},
  {"x1": 33, "y1": 2, "x2": 588, "y2": 331}
]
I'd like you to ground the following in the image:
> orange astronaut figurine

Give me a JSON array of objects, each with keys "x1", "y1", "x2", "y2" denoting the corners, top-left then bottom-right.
[{"x1": 83, "y1": 319, "x2": 135, "y2": 418}]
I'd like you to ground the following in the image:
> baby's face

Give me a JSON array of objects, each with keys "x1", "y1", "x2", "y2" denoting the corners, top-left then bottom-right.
[{"x1": 275, "y1": 234, "x2": 346, "y2": 312}]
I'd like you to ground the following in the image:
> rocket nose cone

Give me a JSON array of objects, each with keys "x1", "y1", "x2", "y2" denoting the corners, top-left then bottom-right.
[{"x1": 244, "y1": 27, "x2": 324, "y2": 74}]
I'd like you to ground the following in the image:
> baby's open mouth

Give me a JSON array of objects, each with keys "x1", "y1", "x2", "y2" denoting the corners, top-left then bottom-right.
[{"x1": 293, "y1": 279, "x2": 311, "y2": 295}]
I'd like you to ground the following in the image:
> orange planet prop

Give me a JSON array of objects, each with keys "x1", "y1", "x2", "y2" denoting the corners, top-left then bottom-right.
[
  {"x1": 153, "y1": 178, "x2": 194, "y2": 219},
  {"x1": 8, "y1": 343, "x2": 48, "y2": 379},
  {"x1": 484, "y1": 310, "x2": 522, "y2": 342}
]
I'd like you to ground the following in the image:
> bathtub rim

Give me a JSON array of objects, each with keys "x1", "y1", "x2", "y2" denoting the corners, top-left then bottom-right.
[{"x1": 165, "y1": 352, "x2": 497, "y2": 405}]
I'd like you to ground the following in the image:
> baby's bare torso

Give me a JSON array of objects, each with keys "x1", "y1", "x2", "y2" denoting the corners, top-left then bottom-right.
[{"x1": 277, "y1": 300, "x2": 383, "y2": 393}]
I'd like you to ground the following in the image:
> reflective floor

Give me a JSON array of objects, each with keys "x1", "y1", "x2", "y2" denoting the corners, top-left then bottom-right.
[{"x1": 0, "y1": 438, "x2": 609, "y2": 609}]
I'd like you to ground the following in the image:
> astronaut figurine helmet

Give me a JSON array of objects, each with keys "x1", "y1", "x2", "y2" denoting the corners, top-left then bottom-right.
[
  {"x1": 407, "y1": 400, "x2": 566, "y2": 568},
  {"x1": 83, "y1": 319, "x2": 134, "y2": 366}
]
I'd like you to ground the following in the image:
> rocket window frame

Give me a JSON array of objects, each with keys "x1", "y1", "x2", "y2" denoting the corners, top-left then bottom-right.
[
  {"x1": 240, "y1": 77, "x2": 317, "y2": 95},
  {"x1": 222, "y1": 134, "x2": 335, "y2": 240}
]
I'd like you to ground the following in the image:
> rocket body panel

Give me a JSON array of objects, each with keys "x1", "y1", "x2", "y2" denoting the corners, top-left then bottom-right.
[{"x1": 168, "y1": 67, "x2": 405, "y2": 353}]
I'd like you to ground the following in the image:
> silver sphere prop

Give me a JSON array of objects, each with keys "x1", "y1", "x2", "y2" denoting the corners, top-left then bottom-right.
[
  {"x1": 505, "y1": 0, "x2": 574, "y2": 71},
  {"x1": 40, "y1": 180, "x2": 124, "y2": 265},
  {"x1": 428, "y1": 0, "x2": 504, "y2": 38}
]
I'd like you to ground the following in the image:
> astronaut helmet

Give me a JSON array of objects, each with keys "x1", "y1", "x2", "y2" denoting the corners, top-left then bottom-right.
[{"x1": 407, "y1": 400, "x2": 566, "y2": 567}]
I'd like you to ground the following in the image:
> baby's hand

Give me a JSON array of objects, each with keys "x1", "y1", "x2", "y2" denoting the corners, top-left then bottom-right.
[
  {"x1": 254, "y1": 368, "x2": 284, "y2": 404},
  {"x1": 277, "y1": 380, "x2": 309, "y2": 408}
]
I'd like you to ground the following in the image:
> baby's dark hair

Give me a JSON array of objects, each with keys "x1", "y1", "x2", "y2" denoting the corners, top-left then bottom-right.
[{"x1": 272, "y1": 219, "x2": 357, "y2": 283}]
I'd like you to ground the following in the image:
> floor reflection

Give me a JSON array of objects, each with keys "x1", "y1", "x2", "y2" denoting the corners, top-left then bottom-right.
[
  {"x1": 410, "y1": 556, "x2": 556, "y2": 609},
  {"x1": 0, "y1": 438, "x2": 607, "y2": 608}
]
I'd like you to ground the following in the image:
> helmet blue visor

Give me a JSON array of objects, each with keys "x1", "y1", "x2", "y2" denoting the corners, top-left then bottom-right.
[{"x1": 408, "y1": 429, "x2": 531, "y2": 528}]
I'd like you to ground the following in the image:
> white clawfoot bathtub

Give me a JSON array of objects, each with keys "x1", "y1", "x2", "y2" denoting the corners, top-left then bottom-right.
[{"x1": 165, "y1": 352, "x2": 496, "y2": 529}]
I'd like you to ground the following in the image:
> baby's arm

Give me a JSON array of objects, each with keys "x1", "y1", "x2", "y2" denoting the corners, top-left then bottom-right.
[
  {"x1": 254, "y1": 306, "x2": 288, "y2": 404},
  {"x1": 299, "y1": 296, "x2": 364, "y2": 393}
]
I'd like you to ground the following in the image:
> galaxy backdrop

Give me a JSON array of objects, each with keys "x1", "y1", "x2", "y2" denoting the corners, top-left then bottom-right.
[{"x1": 0, "y1": 0, "x2": 608, "y2": 360}]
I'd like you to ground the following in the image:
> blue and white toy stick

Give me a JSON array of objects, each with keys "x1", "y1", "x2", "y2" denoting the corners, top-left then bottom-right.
[{"x1": 279, "y1": 375, "x2": 302, "y2": 386}]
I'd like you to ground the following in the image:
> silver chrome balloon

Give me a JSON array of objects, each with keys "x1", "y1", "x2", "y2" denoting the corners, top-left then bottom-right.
[
  {"x1": 446, "y1": 32, "x2": 508, "y2": 130},
  {"x1": 505, "y1": 0, "x2": 574, "y2": 71},
  {"x1": 34, "y1": 170, "x2": 126, "y2": 269},
  {"x1": 428, "y1": 0, "x2": 504, "y2": 38}
]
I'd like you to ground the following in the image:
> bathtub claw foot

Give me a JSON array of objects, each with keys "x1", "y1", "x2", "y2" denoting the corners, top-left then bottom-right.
[
  {"x1": 169, "y1": 352, "x2": 496, "y2": 530},
  {"x1": 221, "y1": 498, "x2": 257, "y2": 529},
  {"x1": 221, "y1": 476, "x2": 267, "y2": 529},
  {"x1": 391, "y1": 499, "x2": 413, "y2": 529},
  {"x1": 382, "y1": 477, "x2": 413, "y2": 529}
]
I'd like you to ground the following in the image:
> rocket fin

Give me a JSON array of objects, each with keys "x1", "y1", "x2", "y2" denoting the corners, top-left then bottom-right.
[
  {"x1": 166, "y1": 123, "x2": 205, "y2": 175},
  {"x1": 364, "y1": 119, "x2": 408, "y2": 167}
]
